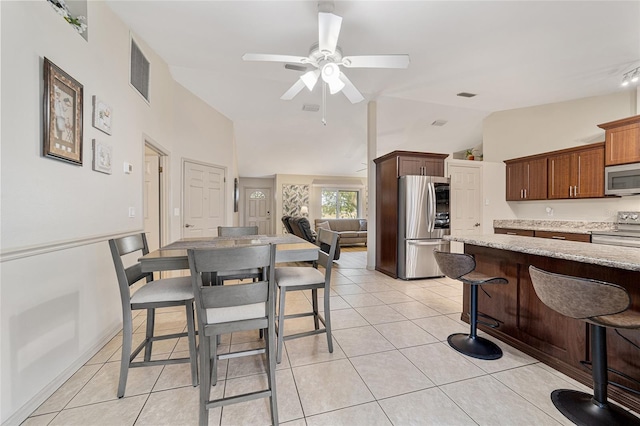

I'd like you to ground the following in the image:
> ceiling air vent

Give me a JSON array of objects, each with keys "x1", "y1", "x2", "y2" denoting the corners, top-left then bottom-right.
[
  {"x1": 431, "y1": 119, "x2": 448, "y2": 127},
  {"x1": 457, "y1": 92, "x2": 477, "y2": 98},
  {"x1": 302, "y1": 104, "x2": 320, "y2": 112}
]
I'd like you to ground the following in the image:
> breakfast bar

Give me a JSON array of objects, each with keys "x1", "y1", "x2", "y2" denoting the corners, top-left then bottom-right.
[{"x1": 445, "y1": 234, "x2": 640, "y2": 411}]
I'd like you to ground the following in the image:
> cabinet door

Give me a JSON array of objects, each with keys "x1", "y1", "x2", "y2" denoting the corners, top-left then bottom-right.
[
  {"x1": 525, "y1": 158, "x2": 547, "y2": 200},
  {"x1": 605, "y1": 122, "x2": 640, "y2": 166},
  {"x1": 398, "y1": 156, "x2": 424, "y2": 176},
  {"x1": 575, "y1": 147, "x2": 604, "y2": 198},
  {"x1": 423, "y1": 158, "x2": 444, "y2": 176},
  {"x1": 505, "y1": 162, "x2": 524, "y2": 200},
  {"x1": 548, "y1": 153, "x2": 572, "y2": 199}
]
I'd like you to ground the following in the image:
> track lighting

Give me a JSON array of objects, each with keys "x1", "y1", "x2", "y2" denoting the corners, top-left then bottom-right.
[{"x1": 621, "y1": 67, "x2": 640, "y2": 87}]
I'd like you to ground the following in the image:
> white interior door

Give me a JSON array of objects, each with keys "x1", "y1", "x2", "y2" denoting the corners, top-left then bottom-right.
[
  {"x1": 449, "y1": 163, "x2": 482, "y2": 245},
  {"x1": 143, "y1": 153, "x2": 161, "y2": 251},
  {"x1": 183, "y1": 160, "x2": 225, "y2": 237},
  {"x1": 244, "y1": 187, "x2": 272, "y2": 234}
]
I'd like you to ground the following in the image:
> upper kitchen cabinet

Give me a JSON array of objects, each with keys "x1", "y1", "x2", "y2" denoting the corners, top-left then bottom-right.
[
  {"x1": 598, "y1": 115, "x2": 640, "y2": 166},
  {"x1": 394, "y1": 152, "x2": 448, "y2": 177},
  {"x1": 548, "y1": 143, "x2": 605, "y2": 199},
  {"x1": 505, "y1": 156, "x2": 547, "y2": 201}
]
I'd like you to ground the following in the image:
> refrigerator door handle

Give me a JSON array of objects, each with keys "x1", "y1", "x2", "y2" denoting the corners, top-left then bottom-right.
[
  {"x1": 429, "y1": 181, "x2": 436, "y2": 232},
  {"x1": 407, "y1": 240, "x2": 444, "y2": 246}
]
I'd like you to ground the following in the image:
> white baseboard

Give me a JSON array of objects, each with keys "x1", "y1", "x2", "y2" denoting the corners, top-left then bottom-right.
[{"x1": 2, "y1": 322, "x2": 122, "y2": 426}]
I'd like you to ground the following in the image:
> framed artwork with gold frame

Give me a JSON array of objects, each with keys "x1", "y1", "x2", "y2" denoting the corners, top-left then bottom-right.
[{"x1": 43, "y1": 57, "x2": 83, "y2": 165}]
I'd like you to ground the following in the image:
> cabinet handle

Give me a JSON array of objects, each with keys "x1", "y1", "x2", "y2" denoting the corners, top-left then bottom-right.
[
  {"x1": 551, "y1": 236, "x2": 566, "y2": 240},
  {"x1": 574, "y1": 185, "x2": 578, "y2": 196},
  {"x1": 524, "y1": 189, "x2": 527, "y2": 199},
  {"x1": 506, "y1": 232, "x2": 517, "y2": 235},
  {"x1": 520, "y1": 189, "x2": 524, "y2": 198},
  {"x1": 569, "y1": 186, "x2": 573, "y2": 197}
]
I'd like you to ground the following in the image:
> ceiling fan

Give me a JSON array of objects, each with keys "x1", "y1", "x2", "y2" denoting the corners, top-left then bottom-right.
[{"x1": 242, "y1": 7, "x2": 410, "y2": 109}]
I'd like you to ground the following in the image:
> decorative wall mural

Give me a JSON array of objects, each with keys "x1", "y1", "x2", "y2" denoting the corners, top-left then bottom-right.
[{"x1": 282, "y1": 183, "x2": 309, "y2": 220}]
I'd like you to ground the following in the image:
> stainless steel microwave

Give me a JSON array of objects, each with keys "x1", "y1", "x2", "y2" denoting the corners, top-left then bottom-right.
[{"x1": 605, "y1": 163, "x2": 640, "y2": 196}]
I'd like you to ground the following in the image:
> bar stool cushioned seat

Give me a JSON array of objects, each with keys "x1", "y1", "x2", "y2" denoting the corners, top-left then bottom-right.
[
  {"x1": 434, "y1": 250, "x2": 508, "y2": 360},
  {"x1": 529, "y1": 266, "x2": 640, "y2": 426}
]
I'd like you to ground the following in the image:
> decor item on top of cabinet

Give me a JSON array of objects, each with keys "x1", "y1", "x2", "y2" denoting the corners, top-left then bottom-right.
[
  {"x1": 92, "y1": 96, "x2": 112, "y2": 135},
  {"x1": 465, "y1": 149, "x2": 475, "y2": 160},
  {"x1": 92, "y1": 139, "x2": 112, "y2": 174},
  {"x1": 597, "y1": 115, "x2": 640, "y2": 166},
  {"x1": 47, "y1": 0, "x2": 88, "y2": 34},
  {"x1": 43, "y1": 58, "x2": 83, "y2": 165}
]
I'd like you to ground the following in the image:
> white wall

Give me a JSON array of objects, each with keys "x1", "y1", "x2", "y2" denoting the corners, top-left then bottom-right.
[
  {"x1": 483, "y1": 90, "x2": 640, "y2": 222},
  {"x1": 0, "y1": 2, "x2": 236, "y2": 423}
]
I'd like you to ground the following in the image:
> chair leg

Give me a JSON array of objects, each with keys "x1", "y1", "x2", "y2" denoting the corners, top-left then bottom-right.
[
  {"x1": 447, "y1": 285, "x2": 502, "y2": 360},
  {"x1": 266, "y1": 324, "x2": 279, "y2": 426},
  {"x1": 277, "y1": 288, "x2": 286, "y2": 364},
  {"x1": 117, "y1": 310, "x2": 134, "y2": 398},
  {"x1": 324, "y1": 288, "x2": 333, "y2": 354},
  {"x1": 199, "y1": 334, "x2": 211, "y2": 426},
  {"x1": 312, "y1": 288, "x2": 320, "y2": 330},
  {"x1": 550, "y1": 324, "x2": 640, "y2": 425},
  {"x1": 185, "y1": 301, "x2": 198, "y2": 387},
  {"x1": 210, "y1": 335, "x2": 218, "y2": 386},
  {"x1": 144, "y1": 308, "x2": 155, "y2": 362}
]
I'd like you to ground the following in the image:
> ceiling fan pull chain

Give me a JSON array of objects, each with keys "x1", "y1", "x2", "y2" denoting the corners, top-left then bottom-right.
[{"x1": 322, "y1": 82, "x2": 327, "y2": 126}]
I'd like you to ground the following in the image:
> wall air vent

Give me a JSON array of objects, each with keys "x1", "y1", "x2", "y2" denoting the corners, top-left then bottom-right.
[
  {"x1": 302, "y1": 104, "x2": 320, "y2": 112},
  {"x1": 457, "y1": 92, "x2": 477, "y2": 98},
  {"x1": 431, "y1": 119, "x2": 448, "y2": 127},
  {"x1": 130, "y1": 39, "x2": 150, "y2": 102}
]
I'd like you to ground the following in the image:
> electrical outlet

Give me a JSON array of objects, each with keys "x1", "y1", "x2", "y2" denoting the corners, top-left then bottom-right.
[{"x1": 128, "y1": 207, "x2": 135, "y2": 217}]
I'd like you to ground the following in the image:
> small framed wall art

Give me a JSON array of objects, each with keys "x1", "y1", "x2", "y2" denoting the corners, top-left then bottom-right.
[
  {"x1": 92, "y1": 96, "x2": 112, "y2": 135},
  {"x1": 92, "y1": 139, "x2": 113, "y2": 174},
  {"x1": 43, "y1": 57, "x2": 83, "y2": 165}
]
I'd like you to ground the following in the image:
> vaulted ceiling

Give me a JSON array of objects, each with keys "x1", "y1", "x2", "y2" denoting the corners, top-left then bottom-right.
[{"x1": 106, "y1": 1, "x2": 640, "y2": 177}]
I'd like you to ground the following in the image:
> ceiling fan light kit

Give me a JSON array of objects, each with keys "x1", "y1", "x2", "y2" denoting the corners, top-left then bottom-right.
[
  {"x1": 621, "y1": 66, "x2": 640, "y2": 86},
  {"x1": 242, "y1": 6, "x2": 410, "y2": 124}
]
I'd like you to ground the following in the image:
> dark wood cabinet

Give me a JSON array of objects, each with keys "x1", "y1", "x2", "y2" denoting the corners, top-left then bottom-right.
[
  {"x1": 505, "y1": 156, "x2": 547, "y2": 201},
  {"x1": 494, "y1": 227, "x2": 535, "y2": 237},
  {"x1": 548, "y1": 142, "x2": 604, "y2": 199},
  {"x1": 465, "y1": 245, "x2": 640, "y2": 413},
  {"x1": 494, "y1": 227, "x2": 591, "y2": 242},
  {"x1": 598, "y1": 115, "x2": 640, "y2": 166},
  {"x1": 374, "y1": 151, "x2": 448, "y2": 278}
]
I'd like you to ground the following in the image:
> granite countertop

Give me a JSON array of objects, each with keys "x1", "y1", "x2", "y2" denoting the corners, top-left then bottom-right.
[
  {"x1": 493, "y1": 219, "x2": 616, "y2": 234},
  {"x1": 445, "y1": 234, "x2": 640, "y2": 271}
]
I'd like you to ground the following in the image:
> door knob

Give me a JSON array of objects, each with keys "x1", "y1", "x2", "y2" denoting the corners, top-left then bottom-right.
[
  {"x1": 474, "y1": 223, "x2": 481, "y2": 227},
  {"x1": 185, "y1": 223, "x2": 194, "y2": 228}
]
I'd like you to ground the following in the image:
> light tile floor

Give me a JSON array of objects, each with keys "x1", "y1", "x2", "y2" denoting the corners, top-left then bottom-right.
[{"x1": 22, "y1": 247, "x2": 632, "y2": 425}]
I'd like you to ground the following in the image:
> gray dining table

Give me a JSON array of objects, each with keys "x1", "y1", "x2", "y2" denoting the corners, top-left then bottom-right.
[{"x1": 139, "y1": 233, "x2": 318, "y2": 273}]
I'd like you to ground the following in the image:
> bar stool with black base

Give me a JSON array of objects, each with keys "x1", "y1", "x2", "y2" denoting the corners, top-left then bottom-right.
[
  {"x1": 529, "y1": 266, "x2": 640, "y2": 426},
  {"x1": 434, "y1": 250, "x2": 508, "y2": 360}
]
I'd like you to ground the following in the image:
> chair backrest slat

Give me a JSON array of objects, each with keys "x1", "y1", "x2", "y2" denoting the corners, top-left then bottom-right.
[
  {"x1": 218, "y1": 226, "x2": 259, "y2": 237},
  {"x1": 315, "y1": 228, "x2": 339, "y2": 279},
  {"x1": 109, "y1": 234, "x2": 153, "y2": 291},
  {"x1": 188, "y1": 244, "x2": 276, "y2": 319},
  {"x1": 433, "y1": 250, "x2": 475, "y2": 280},
  {"x1": 529, "y1": 266, "x2": 630, "y2": 320}
]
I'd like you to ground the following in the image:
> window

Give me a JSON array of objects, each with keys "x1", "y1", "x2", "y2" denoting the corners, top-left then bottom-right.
[{"x1": 321, "y1": 189, "x2": 359, "y2": 219}]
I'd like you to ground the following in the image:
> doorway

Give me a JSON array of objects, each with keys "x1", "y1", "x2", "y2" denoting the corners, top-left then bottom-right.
[
  {"x1": 182, "y1": 160, "x2": 226, "y2": 237},
  {"x1": 244, "y1": 187, "x2": 272, "y2": 234},
  {"x1": 448, "y1": 162, "x2": 482, "y2": 252},
  {"x1": 143, "y1": 142, "x2": 168, "y2": 251}
]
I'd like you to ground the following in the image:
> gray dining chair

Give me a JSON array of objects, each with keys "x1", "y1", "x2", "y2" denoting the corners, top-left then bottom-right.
[
  {"x1": 216, "y1": 226, "x2": 261, "y2": 285},
  {"x1": 108, "y1": 233, "x2": 198, "y2": 398},
  {"x1": 274, "y1": 228, "x2": 339, "y2": 363},
  {"x1": 188, "y1": 243, "x2": 278, "y2": 426}
]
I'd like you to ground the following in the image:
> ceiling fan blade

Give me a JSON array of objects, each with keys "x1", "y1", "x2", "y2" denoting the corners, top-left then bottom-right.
[
  {"x1": 318, "y1": 12, "x2": 342, "y2": 55},
  {"x1": 342, "y1": 54, "x2": 410, "y2": 69},
  {"x1": 338, "y1": 73, "x2": 364, "y2": 103},
  {"x1": 243, "y1": 53, "x2": 309, "y2": 64},
  {"x1": 284, "y1": 64, "x2": 311, "y2": 72},
  {"x1": 301, "y1": 69, "x2": 320, "y2": 91},
  {"x1": 280, "y1": 78, "x2": 306, "y2": 101}
]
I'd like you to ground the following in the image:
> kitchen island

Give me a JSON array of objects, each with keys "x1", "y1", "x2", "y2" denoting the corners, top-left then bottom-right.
[{"x1": 445, "y1": 234, "x2": 640, "y2": 411}]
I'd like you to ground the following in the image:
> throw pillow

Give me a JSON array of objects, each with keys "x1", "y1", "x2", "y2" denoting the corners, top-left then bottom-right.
[
  {"x1": 317, "y1": 221, "x2": 331, "y2": 231},
  {"x1": 359, "y1": 219, "x2": 367, "y2": 231}
]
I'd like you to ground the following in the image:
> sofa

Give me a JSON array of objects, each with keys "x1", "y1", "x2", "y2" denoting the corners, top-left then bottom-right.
[{"x1": 314, "y1": 218, "x2": 367, "y2": 247}]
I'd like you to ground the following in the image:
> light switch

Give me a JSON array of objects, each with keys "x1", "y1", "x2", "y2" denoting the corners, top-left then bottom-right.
[
  {"x1": 174, "y1": 208, "x2": 180, "y2": 216},
  {"x1": 128, "y1": 207, "x2": 135, "y2": 217},
  {"x1": 124, "y1": 162, "x2": 133, "y2": 174}
]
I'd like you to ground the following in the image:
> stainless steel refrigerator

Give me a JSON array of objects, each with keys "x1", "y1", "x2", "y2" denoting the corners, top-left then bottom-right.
[{"x1": 397, "y1": 175, "x2": 450, "y2": 279}]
